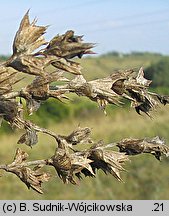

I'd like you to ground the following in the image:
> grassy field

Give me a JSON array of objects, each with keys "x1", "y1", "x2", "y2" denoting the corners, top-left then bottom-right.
[
  {"x1": 79, "y1": 52, "x2": 164, "y2": 80},
  {"x1": 0, "y1": 52, "x2": 169, "y2": 199}
]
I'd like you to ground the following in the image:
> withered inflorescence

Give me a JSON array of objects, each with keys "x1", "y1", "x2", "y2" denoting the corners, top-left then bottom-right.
[{"x1": 0, "y1": 11, "x2": 169, "y2": 193}]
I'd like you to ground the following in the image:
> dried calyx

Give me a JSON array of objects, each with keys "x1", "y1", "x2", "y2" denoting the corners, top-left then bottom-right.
[{"x1": 1, "y1": 127, "x2": 169, "y2": 193}]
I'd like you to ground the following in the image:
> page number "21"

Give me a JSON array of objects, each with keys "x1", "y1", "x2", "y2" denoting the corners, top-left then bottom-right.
[{"x1": 152, "y1": 203, "x2": 163, "y2": 211}]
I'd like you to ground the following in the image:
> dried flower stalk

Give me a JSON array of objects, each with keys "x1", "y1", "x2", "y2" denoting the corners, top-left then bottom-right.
[{"x1": 0, "y1": 11, "x2": 169, "y2": 193}]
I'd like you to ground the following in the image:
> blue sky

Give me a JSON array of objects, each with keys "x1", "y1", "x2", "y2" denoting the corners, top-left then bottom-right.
[{"x1": 0, "y1": 0, "x2": 169, "y2": 55}]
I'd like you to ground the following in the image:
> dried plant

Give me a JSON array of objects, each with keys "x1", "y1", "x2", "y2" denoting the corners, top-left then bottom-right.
[{"x1": 0, "y1": 11, "x2": 169, "y2": 193}]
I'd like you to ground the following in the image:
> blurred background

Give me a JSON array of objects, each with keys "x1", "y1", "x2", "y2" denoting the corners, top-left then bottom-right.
[{"x1": 0, "y1": 0, "x2": 169, "y2": 200}]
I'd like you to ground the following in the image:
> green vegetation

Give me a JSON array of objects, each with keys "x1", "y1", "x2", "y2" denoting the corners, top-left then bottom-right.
[
  {"x1": 0, "y1": 55, "x2": 8, "y2": 62},
  {"x1": 80, "y1": 51, "x2": 164, "y2": 80},
  {"x1": 145, "y1": 57, "x2": 169, "y2": 88},
  {"x1": 0, "y1": 52, "x2": 169, "y2": 199}
]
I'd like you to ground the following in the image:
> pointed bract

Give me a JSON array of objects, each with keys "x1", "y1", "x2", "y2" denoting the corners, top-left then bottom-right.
[
  {"x1": 13, "y1": 11, "x2": 47, "y2": 55},
  {"x1": 44, "y1": 30, "x2": 95, "y2": 59}
]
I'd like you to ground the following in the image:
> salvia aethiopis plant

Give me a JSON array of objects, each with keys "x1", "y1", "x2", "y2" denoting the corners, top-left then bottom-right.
[{"x1": 0, "y1": 11, "x2": 169, "y2": 194}]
